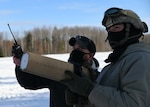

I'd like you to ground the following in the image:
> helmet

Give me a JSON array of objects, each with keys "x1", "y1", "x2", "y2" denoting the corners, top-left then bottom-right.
[
  {"x1": 102, "y1": 7, "x2": 148, "y2": 33},
  {"x1": 69, "y1": 35, "x2": 96, "y2": 54}
]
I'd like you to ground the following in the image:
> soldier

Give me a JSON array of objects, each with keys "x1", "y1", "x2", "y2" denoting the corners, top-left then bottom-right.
[
  {"x1": 13, "y1": 35, "x2": 99, "y2": 107},
  {"x1": 66, "y1": 35, "x2": 99, "y2": 107},
  {"x1": 61, "y1": 7, "x2": 150, "y2": 107}
]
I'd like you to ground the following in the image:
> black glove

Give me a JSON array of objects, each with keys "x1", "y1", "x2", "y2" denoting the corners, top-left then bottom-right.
[
  {"x1": 83, "y1": 62, "x2": 99, "y2": 81},
  {"x1": 65, "y1": 89, "x2": 78, "y2": 106},
  {"x1": 61, "y1": 70, "x2": 95, "y2": 97},
  {"x1": 12, "y1": 43, "x2": 23, "y2": 59},
  {"x1": 65, "y1": 89, "x2": 89, "y2": 106}
]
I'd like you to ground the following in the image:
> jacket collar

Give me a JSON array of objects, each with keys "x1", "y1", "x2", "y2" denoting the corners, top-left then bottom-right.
[{"x1": 119, "y1": 42, "x2": 150, "y2": 60}]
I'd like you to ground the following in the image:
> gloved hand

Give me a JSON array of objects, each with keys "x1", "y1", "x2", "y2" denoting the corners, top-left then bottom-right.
[
  {"x1": 65, "y1": 89, "x2": 89, "y2": 106},
  {"x1": 65, "y1": 88, "x2": 78, "y2": 106},
  {"x1": 13, "y1": 56, "x2": 21, "y2": 66},
  {"x1": 12, "y1": 43, "x2": 23, "y2": 59},
  {"x1": 83, "y1": 62, "x2": 99, "y2": 81},
  {"x1": 61, "y1": 70, "x2": 95, "y2": 97}
]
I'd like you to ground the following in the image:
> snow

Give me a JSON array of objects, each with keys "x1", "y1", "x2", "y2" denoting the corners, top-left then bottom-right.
[{"x1": 0, "y1": 52, "x2": 110, "y2": 107}]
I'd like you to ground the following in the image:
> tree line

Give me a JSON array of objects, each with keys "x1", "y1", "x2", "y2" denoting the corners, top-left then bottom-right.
[{"x1": 0, "y1": 25, "x2": 150, "y2": 57}]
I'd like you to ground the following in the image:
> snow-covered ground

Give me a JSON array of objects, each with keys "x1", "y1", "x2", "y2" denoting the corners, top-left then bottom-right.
[{"x1": 0, "y1": 52, "x2": 110, "y2": 107}]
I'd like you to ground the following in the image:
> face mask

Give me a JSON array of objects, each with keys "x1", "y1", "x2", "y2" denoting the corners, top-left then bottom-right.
[
  {"x1": 107, "y1": 29, "x2": 126, "y2": 49},
  {"x1": 68, "y1": 49, "x2": 85, "y2": 65}
]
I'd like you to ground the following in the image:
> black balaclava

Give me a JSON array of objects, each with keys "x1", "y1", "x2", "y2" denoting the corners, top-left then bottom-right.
[
  {"x1": 107, "y1": 24, "x2": 126, "y2": 49},
  {"x1": 68, "y1": 49, "x2": 85, "y2": 65},
  {"x1": 105, "y1": 23, "x2": 142, "y2": 63}
]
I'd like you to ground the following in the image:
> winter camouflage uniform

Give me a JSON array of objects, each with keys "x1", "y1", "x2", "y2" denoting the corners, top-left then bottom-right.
[{"x1": 61, "y1": 7, "x2": 150, "y2": 107}]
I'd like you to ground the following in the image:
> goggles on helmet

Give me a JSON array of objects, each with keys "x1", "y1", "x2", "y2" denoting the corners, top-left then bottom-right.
[
  {"x1": 102, "y1": 7, "x2": 128, "y2": 28},
  {"x1": 75, "y1": 36, "x2": 89, "y2": 49},
  {"x1": 69, "y1": 35, "x2": 96, "y2": 54},
  {"x1": 104, "y1": 7, "x2": 123, "y2": 16},
  {"x1": 102, "y1": 7, "x2": 148, "y2": 33},
  {"x1": 69, "y1": 36, "x2": 87, "y2": 49},
  {"x1": 76, "y1": 35, "x2": 95, "y2": 50},
  {"x1": 104, "y1": 7, "x2": 140, "y2": 20}
]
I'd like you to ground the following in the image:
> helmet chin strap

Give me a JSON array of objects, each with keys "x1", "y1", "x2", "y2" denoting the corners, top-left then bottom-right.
[
  {"x1": 105, "y1": 23, "x2": 142, "y2": 49},
  {"x1": 118, "y1": 23, "x2": 130, "y2": 45},
  {"x1": 120, "y1": 23, "x2": 143, "y2": 44}
]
